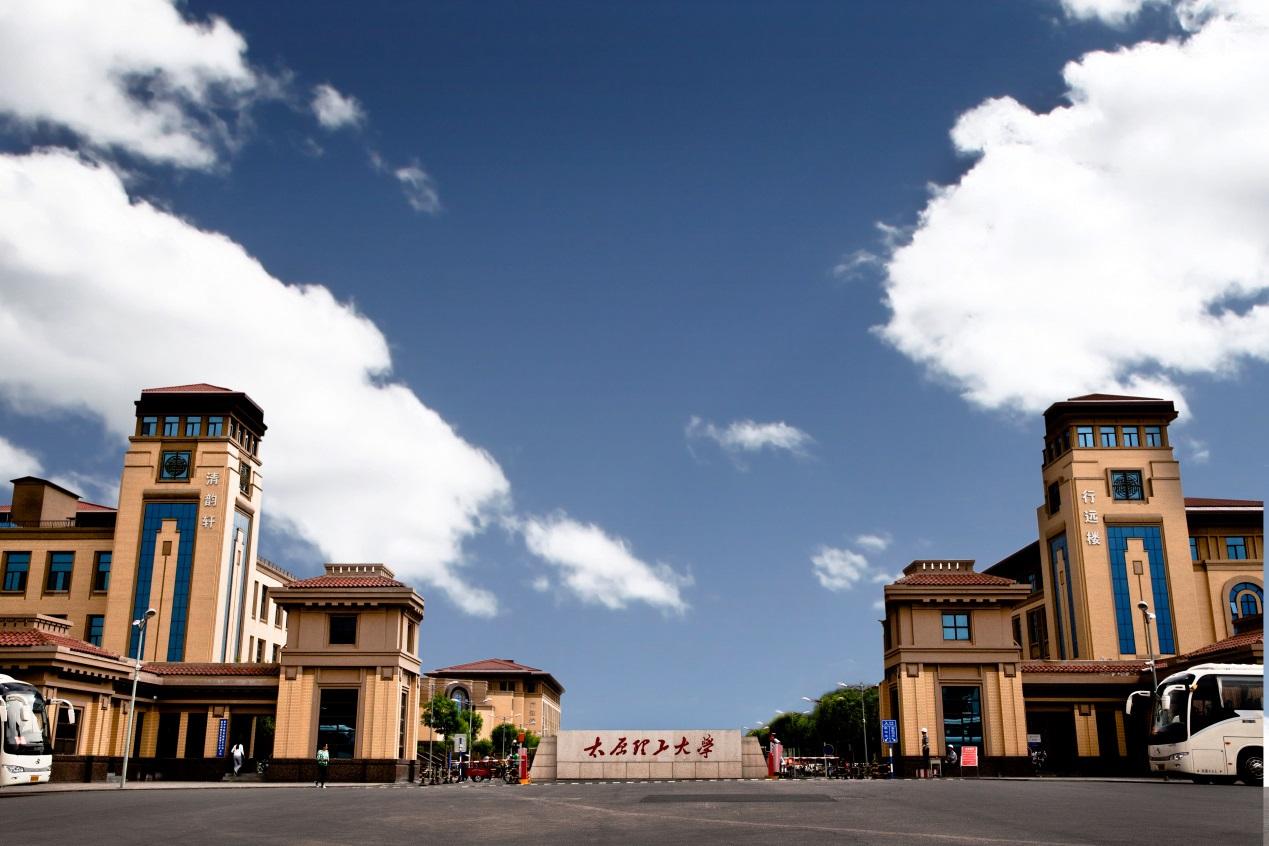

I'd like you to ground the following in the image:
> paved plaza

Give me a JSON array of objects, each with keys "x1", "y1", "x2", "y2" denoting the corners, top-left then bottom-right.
[{"x1": 1, "y1": 778, "x2": 1263, "y2": 845}]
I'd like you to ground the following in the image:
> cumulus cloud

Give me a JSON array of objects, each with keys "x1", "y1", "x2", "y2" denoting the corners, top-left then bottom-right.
[
  {"x1": 0, "y1": 150, "x2": 508, "y2": 614},
  {"x1": 686, "y1": 417, "x2": 813, "y2": 457},
  {"x1": 0, "y1": 0, "x2": 258, "y2": 169},
  {"x1": 854, "y1": 533, "x2": 891, "y2": 553},
  {"x1": 311, "y1": 84, "x2": 365, "y2": 130},
  {"x1": 521, "y1": 513, "x2": 691, "y2": 613},
  {"x1": 874, "y1": 0, "x2": 1269, "y2": 415},
  {"x1": 812, "y1": 543, "x2": 895, "y2": 592},
  {"x1": 1060, "y1": 0, "x2": 1161, "y2": 24},
  {"x1": 0, "y1": 438, "x2": 42, "y2": 484}
]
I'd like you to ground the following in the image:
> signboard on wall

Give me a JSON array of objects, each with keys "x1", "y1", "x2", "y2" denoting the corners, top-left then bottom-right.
[
  {"x1": 960, "y1": 745, "x2": 979, "y2": 767},
  {"x1": 554, "y1": 730, "x2": 743, "y2": 780},
  {"x1": 216, "y1": 718, "x2": 228, "y2": 757}
]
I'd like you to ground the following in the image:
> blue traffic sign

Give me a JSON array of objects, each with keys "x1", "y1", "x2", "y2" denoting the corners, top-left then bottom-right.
[{"x1": 881, "y1": 719, "x2": 898, "y2": 745}]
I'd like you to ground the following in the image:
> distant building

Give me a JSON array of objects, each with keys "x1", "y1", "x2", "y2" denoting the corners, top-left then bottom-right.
[
  {"x1": 422, "y1": 658, "x2": 564, "y2": 746},
  {"x1": 880, "y1": 394, "x2": 1262, "y2": 775}
]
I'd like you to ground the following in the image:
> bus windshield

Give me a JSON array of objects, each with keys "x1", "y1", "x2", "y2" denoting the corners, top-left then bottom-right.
[
  {"x1": 1151, "y1": 684, "x2": 1190, "y2": 745},
  {"x1": 3, "y1": 688, "x2": 49, "y2": 756}
]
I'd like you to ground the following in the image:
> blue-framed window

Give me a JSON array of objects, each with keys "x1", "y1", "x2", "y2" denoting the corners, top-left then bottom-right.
[
  {"x1": 1107, "y1": 526, "x2": 1175, "y2": 655},
  {"x1": 45, "y1": 552, "x2": 73, "y2": 592},
  {"x1": 1100, "y1": 426, "x2": 1117, "y2": 447},
  {"x1": 207, "y1": 416, "x2": 224, "y2": 436},
  {"x1": 93, "y1": 552, "x2": 111, "y2": 592},
  {"x1": 2, "y1": 552, "x2": 30, "y2": 592},
  {"x1": 140, "y1": 416, "x2": 158, "y2": 436},
  {"x1": 1076, "y1": 426, "x2": 1094, "y2": 448},
  {"x1": 184, "y1": 416, "x2": 202, "y2": 437},
  {"x1": 86, "y1": 614, "x2": 105, "y2": 647},
  {"x1": 1111, "y1": 470, "x2": 1144, "y2": 501},
  {"x1": 129, "y1": 502, "x2": 198, "y2": 660},
  {"x1": 1225, "y1": 537, "x2": 1248, "y2": 560},
  {"x1": 1144, "y1": 426, "x2": 1162, "y2": 447},
  {"x1": 163, "y1": 416, "x2": 180, "y2": 436},
  {"x1": 1189, "y1": 537, "x2": 1198, "y2": 562},
  {"x1": 942, "y1": 613, "x2": 971, "y2": 641},
  {"x1": 1049, "y1": 534, "x2": 1077, "y2": 659},
  {"x1": 1122, "y1": 426, "x2": 1139, "y2": 447},
  {"x1": 1229, "y1": 583, "x2": 1262, "y2": 620}
]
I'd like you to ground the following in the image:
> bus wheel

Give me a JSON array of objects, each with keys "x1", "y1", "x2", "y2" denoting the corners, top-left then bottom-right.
[{"x1": 1237, "y1": 749, "x2": 1263, "y2": 786}]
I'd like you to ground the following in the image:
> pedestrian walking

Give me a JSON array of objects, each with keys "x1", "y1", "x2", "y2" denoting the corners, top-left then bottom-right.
[
  {"x1": 231, "y1": 742, "x2": 245, "y2": 776},
  {"x1": 316, "y1": 743, "x2": 330, "y2": 787},
  {"x1": 946, "y1": 744, "x2": 958, "y2": 774},
  {"x1": 920, "y1": 728, "x2": 931, "y2": 779}
]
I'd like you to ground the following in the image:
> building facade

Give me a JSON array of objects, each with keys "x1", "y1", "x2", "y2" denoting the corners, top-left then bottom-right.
[
  {"x1": 422, "y1": 658, "x2": 564, "y2": 746},
  {"x1": 0, "y1": 384, "x2": 560, "y2": 783},
  {"x1": 880, "y1": 395, "x2": 1262, "y2": 775}
]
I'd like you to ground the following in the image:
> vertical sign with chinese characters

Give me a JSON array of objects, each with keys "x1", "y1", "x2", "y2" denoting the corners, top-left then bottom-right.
[
  {"x1": 1081, "y1": 489, "x2": 1101, "y2": 546},
  {"x1": 216, "y1": 718, "x2": 228, "y2": 757},
  {"x1": 202, "y1": 471, "x2": 220, "y2": 529}
]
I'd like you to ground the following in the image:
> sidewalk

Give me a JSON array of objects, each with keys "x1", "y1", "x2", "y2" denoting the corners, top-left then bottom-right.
[{"x1": 0, "y1": 780, "x2": 408, "y2": 797}]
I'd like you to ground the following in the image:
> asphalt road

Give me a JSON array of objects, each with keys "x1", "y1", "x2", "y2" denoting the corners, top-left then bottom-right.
[{"x1": 1, "y1": 778, "x2": 1263, "y2": 845}]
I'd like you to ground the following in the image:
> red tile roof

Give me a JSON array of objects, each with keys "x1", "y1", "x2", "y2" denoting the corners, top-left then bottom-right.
[
  {"x1": 286, "y1": 575, "x2": 405, "y2": 589},
  {"x1": 894, "y1": 572, "x2": 1016, "y2": 586},
  {"x1": 74, "y1": 501, "x2": 117, "y2": 512},
  {"x1": 144, "y1": 662, "x2": 280, "y2": 677},
  {"x1": 1066, "y1": 393, "x2": 1164, "y2": 402},
  {"x1": 1173, "y1": 628, "x2": 1263, "y2": 662},
  {"x1": 431, "y1": 658, "x2": 547, "y2": 674},
  {"x1": 141, "y1": 383, "x2": 234, "y2": 393},
  {"x1": 1022, "y1": 660, "x2": 1147, "y2": 676},
  {"x1": 0, "y1": 630, "x2": 119, "y2": 659},
  {"x1": 1185, "y1": 497, "x2": 1263, "y2": 509}
]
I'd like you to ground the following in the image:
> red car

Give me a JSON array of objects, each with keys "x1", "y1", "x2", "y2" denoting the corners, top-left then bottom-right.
[{"x1": 466, "y1": 761, "x2": 498, "y2": 782}]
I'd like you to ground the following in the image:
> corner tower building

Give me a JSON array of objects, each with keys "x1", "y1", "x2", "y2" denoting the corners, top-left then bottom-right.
[{"x1": 103, "y1": 384, "x2": 267, "y2": 662}]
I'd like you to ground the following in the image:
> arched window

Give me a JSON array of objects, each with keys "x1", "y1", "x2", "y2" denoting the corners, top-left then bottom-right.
[
  {"x1": 1228, "y1": 582, "x2": 1263, "y2": 620},
  {"x1": 450, "y1": 686, "x2": 471, "y2": 711}
]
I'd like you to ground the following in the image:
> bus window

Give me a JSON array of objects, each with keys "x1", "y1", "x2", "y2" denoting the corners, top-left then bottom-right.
[
  {"x1": 3, "y1": 692, "x2": 48, "y2": 755},
  {"x1": 1151, "y1": 684, "x2": 1189, "y2": 744},
  {"x1": 1219, "y1": 675, "x2": 1263, "y2": 712}
]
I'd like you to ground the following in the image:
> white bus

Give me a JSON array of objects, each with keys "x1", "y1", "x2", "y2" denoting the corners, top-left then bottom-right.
[
  {"x1": 1, "y1": 674, "x2": 75, "y2": 787},
  {"x1": 1127, "y1": 662, "x2": 1262, "y2": 785}
]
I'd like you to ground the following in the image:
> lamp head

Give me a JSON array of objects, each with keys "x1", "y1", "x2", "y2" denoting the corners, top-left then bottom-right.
[
  {"x1": 1136, "y1": 600, "x2": 1149, "y2": 612},
  {"x1": 145, "y1": 608, "x2": 157, "y2": 619}
]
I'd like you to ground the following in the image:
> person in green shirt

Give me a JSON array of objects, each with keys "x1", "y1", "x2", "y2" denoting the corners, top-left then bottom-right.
[{"x1": 316, "y1": 743, "x2": 330, "y2": 788}]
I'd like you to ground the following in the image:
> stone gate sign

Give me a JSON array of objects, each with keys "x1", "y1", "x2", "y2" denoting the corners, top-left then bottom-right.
[{"x1": 535, "y1": 730, "x2": 763, "y2": 780}]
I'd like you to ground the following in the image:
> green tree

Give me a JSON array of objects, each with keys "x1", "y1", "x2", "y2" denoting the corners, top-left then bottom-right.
[
  {"x1": 491, "y1": 723, "x2": 540, "y2": 758},
  {"x1": 473, "y1": 739, "x2": 494, "y2": 758},
  {"x1": 422, "y1": 692, "x2": 462, "y2": 739}
]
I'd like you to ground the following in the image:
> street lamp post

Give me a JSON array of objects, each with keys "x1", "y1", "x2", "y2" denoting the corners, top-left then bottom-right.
[
  {"x1": 838, "y1": 682, "x2": 869, "y2": 765},
  {"x1": 500, "y1": 713, "x2": 521, "y2": 759},
  {"x1": 1137, "y1": 601, "x2": 1159, "y2": 694},
  {"x1": 119, "y1": 608, "x2": 157, "y2": 789}
]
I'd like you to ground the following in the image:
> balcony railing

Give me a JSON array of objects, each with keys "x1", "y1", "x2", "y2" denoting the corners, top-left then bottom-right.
[{"x1": 0, "y1": 518, "x2": 78, "y2": 528}]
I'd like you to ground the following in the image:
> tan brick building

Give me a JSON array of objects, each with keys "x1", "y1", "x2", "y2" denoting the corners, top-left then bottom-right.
[
  {"x1": 879, "y1": 395, "x2": 1262, "y2": 775},
  {"x1": 0, "y1": 384, "x2": 558, "y2": 783}
]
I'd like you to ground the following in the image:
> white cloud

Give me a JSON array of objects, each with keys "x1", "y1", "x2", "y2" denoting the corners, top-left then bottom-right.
[
  {"x1": 875, "y1": 0, "x2": 1269, "y2": 415},
  {"x1": 393, "y1": 162, "x2": 442, "y2": 215},
  {"x1": 811, "y1": 546, "x2": 871, "y2": 591},
  {"x1": 521, "y1": 513, "x2": 691, "y2": 613},
  {"x1": 854, "y1": 532, "x2": 891, "y2": 553},
  {"x1": 686, "y1": 417, "x2": 813, "y2": 456},
  {"x1": 311, "y1": 84, "x2": 365, "y2": 130},
  {"x1": 370, "y1": 152, "x2": 442, "y2": 215},
  {"x1": 0, "y1": 437, "x2": 42, "y2": 484},
  {"x1": 811, "y1": 544, "x2": 895, "y2": 592},
  {"x1": 0, "y1": 0, "x2": 258, "y2": 169},
  {"x1": 1059, "y1": 0, "x2": 1157, "y2": 25},
  {"x1": 0, "y1": 150, "x2": 509, "y2": 614}
]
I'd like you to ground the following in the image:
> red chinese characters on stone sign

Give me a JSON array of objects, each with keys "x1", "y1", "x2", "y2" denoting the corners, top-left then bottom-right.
[{"x1": 582, "y1": 735, "x2": 720, "y2": 758}]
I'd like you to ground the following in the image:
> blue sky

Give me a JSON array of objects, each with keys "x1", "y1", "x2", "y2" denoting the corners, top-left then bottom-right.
[{"x1": 0, "y1": 0, "x2": 1265, "y2": 729}]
